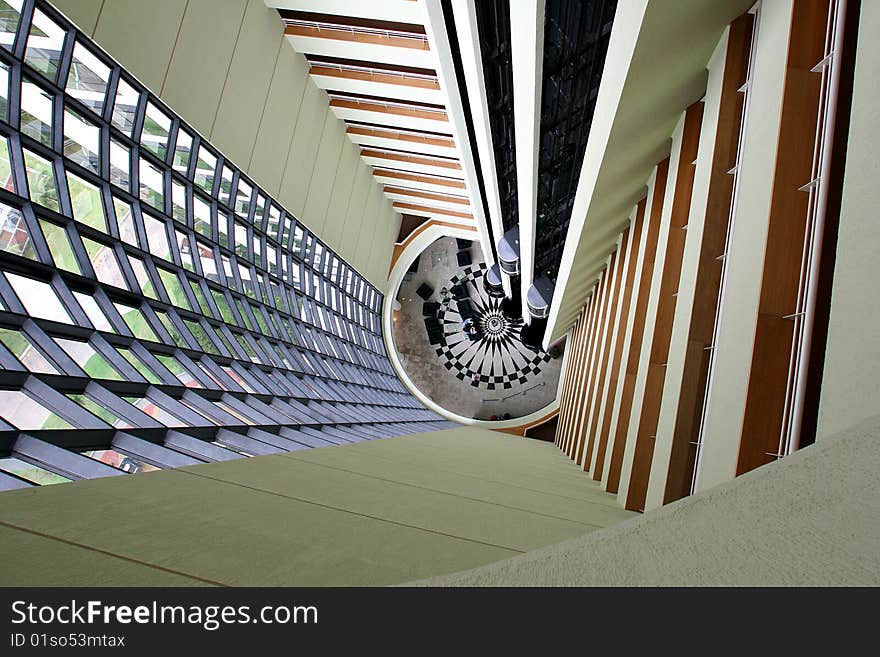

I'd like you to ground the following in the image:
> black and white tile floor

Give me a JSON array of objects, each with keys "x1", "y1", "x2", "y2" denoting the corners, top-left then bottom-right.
[{"x1": 434, "y1": 263, "x2": 552, "y2": 390}]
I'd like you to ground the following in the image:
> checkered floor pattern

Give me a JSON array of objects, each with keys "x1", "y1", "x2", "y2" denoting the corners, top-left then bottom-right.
[{"x1": 433, "y1": 263, "x2": 552, "y2": 390}]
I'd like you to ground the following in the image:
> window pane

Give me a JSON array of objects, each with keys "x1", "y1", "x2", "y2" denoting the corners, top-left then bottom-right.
[
  {"x1": 171, "y1": 179, "x2": 186, "y2": 223},
  {"x1": 67, "y1": 393, "x2": 132, "y2": 429},
  {"x1": 139, "y1": 157, "x2": 164, "y2": 209},
  {"x1": 85, "y1": 449, "x2": 158, "y2": 473},
  {"x1": 54, "y1": 337, "x2": 122, "y2": 380},
  {"x1": 0, "y1": 200, "x2": 36, "y2": 260},
  {"x1": 141, "y1": 102, "x2": 170, "y2": 161},
  {"x1": 23, "y1": 148, "x2": 58, "y2": 211},
  {"x1": 20, "y1": 80, "x2": 52, "y2": 146},
  {"x1": 116, "y1": 348, "x2": 161, "y2": 384},
  {"x1": 114, "y1": 302, "x2": 159, "y2": 342},
  {"x1": 108, "y1": 200, "x2": 135, "y2": 248},
  {"x1": 4, "y1": 271, "x2": 71, "y2": 323},
  {"x1": 65, "y1": 41, "x2": 110, "y2": 116},
  {"x1": 156, "y1": 267, "x2": 190, "y2": 310},
  {"x1": 23, "y1": 8, "x2": 65, "y2": 82},
  {"x1": 0, "y1": 61, "x2": 8, "y2": 121},
  {"x1": 63, "y1": 108, "x2": 100, "y2": 173},
  {"x1": 196, "y1": 240, "x2": 218, "y2": 282},
  {"x1": 155, "y1": 354, "x2": 201, "y2": 388},
  {"x1": 142, "y1": 212, "x2": 170, "y2": 260},
  {"x1": 123, "y1": 396, "x2": 184, "y2": 427},
  {"x1": 82, "y1": 237, "x2": 127, "y2": 289},
  {"x1": 183, "y1": 318, "x2": 219, "y2": 354},
  {"x1": 218, "y1": 165, "x2": 233, "y2": 206},
  {"x1": 111, "y1": 77, "x2": 139, "y2": 136},
  {"x1": 193, "y1": 193, "x2": 211, "y2": 238},
  {"x1": 155, "y1": 309, "x2": 186, "y2": 347},
  {"x1": 0, "y1": 456, "x2": 69, "y2": 484},
  {"x1": 127, "y1": 255, "x2": 157, "y2": 299},
  {"x1": 67, "y1": 172, "x2": 105, "y2": 231},
  {"x1": 39, "y1": 219, "x2": 80, "y2": 273},
  {"x1": 175, "y1": 229, "x2": 194, "y2": 271},
  {"x1": 194, "y1": 145, "x2": 216, "y2": 194},
  {"x1": 72, "y1": 290, "x2": 112, "y2": 331},
  {"x1": 173, "y1": 128, "x2": 192, "y2": 174},
  {"x1": 0, "y1": 0, "x2": 23, "y2": 52},
  {"x1": 0, "y1": 327, "x2": 57, "y2": 373},
  {"x1": 109, "y1": 138, "x2": 129, "y2": 190},
  {"x1": 234, "y1": 179, "x2": 251, "y2": 217}
]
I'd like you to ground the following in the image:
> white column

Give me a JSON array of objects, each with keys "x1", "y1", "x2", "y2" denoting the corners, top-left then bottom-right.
[
  {"x1": 421, "y1": 0, "x2": 496, "y2": 266},
  {"x1": 616, "y1": 114, "x2": 686, "y2": 506},
  {"x1": 644, "y1": 30, "x2": 729, "y2": 511},
  {"x1": 450, "y1": 0, "x2": 506, "y2": 256},
  {"x1": 510, "y1": 0, "x2": 545, "y2": 322},
  {"x1": 695, "y1": 0, "x2": 794, "y2": 493}
]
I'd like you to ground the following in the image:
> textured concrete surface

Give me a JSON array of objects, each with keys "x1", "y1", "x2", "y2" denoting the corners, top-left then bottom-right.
[
  {"x1": 412, "y1": 414, "x2": 880, "y2": 586},
  {"x1": 0, "y1": 427, "x2": 631, "y2": 586}
]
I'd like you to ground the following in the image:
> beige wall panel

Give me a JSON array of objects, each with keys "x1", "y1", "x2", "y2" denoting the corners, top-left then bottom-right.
[
  {"x1": 817, "y1": 2, "x2": 880, "y2": 439},
  {"x1": 645, "y1": 32, "x2": 728, "y2": 511},
  {"x1": 322, "y1": 140, "x2": 360, "y2": 250},
  {"x1": 160, "y1": 0, "x2": 247, "y2": 137},
  {"x1": 51, "y1": 0, "x2": 103, "y2": 35},
  {"x1": 303, "y1": 111, "x2": 347, "y2": 234},
  {"x1": 337, "y1": 165, "x2": 374, "y2": 265},
  {"x1": 695, "y1": 0, "x2": 793, "y2": 493},
  {"x1": 90, "y1": 0, "x2": 187, "y2": 92},
  {"x1": 355, "y1": 184, "x2": 383, "y2": 276},
  {"x1": 277, "y1": 82, "x2": 327, "y2": 217},
  {"x1": 210, "y1": 0, "x2": 284, "y2": 170},
  {"x1": 248, "y1": 46, "x2": 309, "y2": 197}
]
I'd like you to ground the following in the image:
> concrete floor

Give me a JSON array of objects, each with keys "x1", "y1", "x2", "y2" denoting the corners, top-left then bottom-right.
[
  {"x1": 0, "y1": 427, "x2": 632, "y2": 586},
  {"x1": 392, "y1": 237, "x2": 562, "y2": 420},
  {"x1": 412, "y1": 414, "x2": 880, "y2": 586}
]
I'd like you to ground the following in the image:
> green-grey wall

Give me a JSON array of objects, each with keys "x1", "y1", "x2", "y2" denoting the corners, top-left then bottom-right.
[
  {"x1": 0, "y1": 428, "x2": 633, "y2": 586},
  {"x1": 816, "y1": 1, "x2": 880, "y2": 439},
  {"x1": 50, "y1": 0, "x2": 401, "y2": 289}
]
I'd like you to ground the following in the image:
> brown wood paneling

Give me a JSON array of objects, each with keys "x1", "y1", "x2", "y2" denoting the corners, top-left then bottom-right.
[
  {"x1": 555, "y1": 310, "x2": 587, "y2": 447},
  {"x1": 581, "y1": 239, "x2": 628, "y2": 470},
  {"x1": 391, "y1": 202, "x2": 472, "y2": 219},
  {"x1": 626, "y1": 102, "x2": 704, "y2": 511},
  {"x1": 606, "y1": 157, "x2": 670, "y2": 494},
  {"x1": 362, "y1": 149, "x2": 460, "y2": 170},
  {"x1": 285, "y1": 24, "x2": 431, "y2": 51},
  {"x1": 737, "y1": 0, "x2": 828, "y2": 476},
  {"x1": 570, "y1": 268, "x2": 611, "y2": 460},
  {"x1": 373, "y1": 169, "x2": 466, "y2": 189},
  {"x1": 330, "y1": 98, "x2": 449, "y2": 123},
  {"x1": 384, "y1": 187, "x2": 469, "y2": 205},
  {"x1": 593, "y1": 199, "x2": 647, "y2": 479},
  {"x1": 664, "y1": 13, "x2": 754, "y2": 503},
  {"x1": 347, "y1": 125, "x2": 454, "y2": 148},
  {"x1": 565, "y1": 283, "x2": 602, "y2": 456}
]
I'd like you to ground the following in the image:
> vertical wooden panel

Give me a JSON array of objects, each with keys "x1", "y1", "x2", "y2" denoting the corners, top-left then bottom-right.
[
  {"x1": 570, "y1": 265, "x2": 612, "y2": 460},
  {"x1": 664, "y1": 14, "x2": 754, "y2": 503},
  {"x1": 626, "y1": 102, "x2": 704, "y2": 511},
  {"x1": 582, "y1": 234, "x2": 628, "y2": 470},
  {"x1": 593, "y1": 199, "x2": 647, "y2": 479},
  {"x1": 737, "y1": 0, "x2": 828, "y2": 476},
  {"x1": 565, "y1": 281, "x2": 602, "y2": 456},
  {"x1": 606, "y1": 157, "x2": 669, "y2": 494}
]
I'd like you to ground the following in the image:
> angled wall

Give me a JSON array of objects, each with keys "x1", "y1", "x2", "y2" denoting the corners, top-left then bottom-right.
[{"x1": 51, "y1": 0, "x2": 400, "y2": 289}]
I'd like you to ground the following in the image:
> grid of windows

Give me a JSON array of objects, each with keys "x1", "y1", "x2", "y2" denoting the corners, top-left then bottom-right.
[{"x1": 0, "y1": 1, "x2": 451, "y2": 489}]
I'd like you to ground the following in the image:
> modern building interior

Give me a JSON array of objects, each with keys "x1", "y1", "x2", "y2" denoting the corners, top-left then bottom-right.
[{"x1": 0, "y1": 0, "x2": 877, "y2": 586}]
